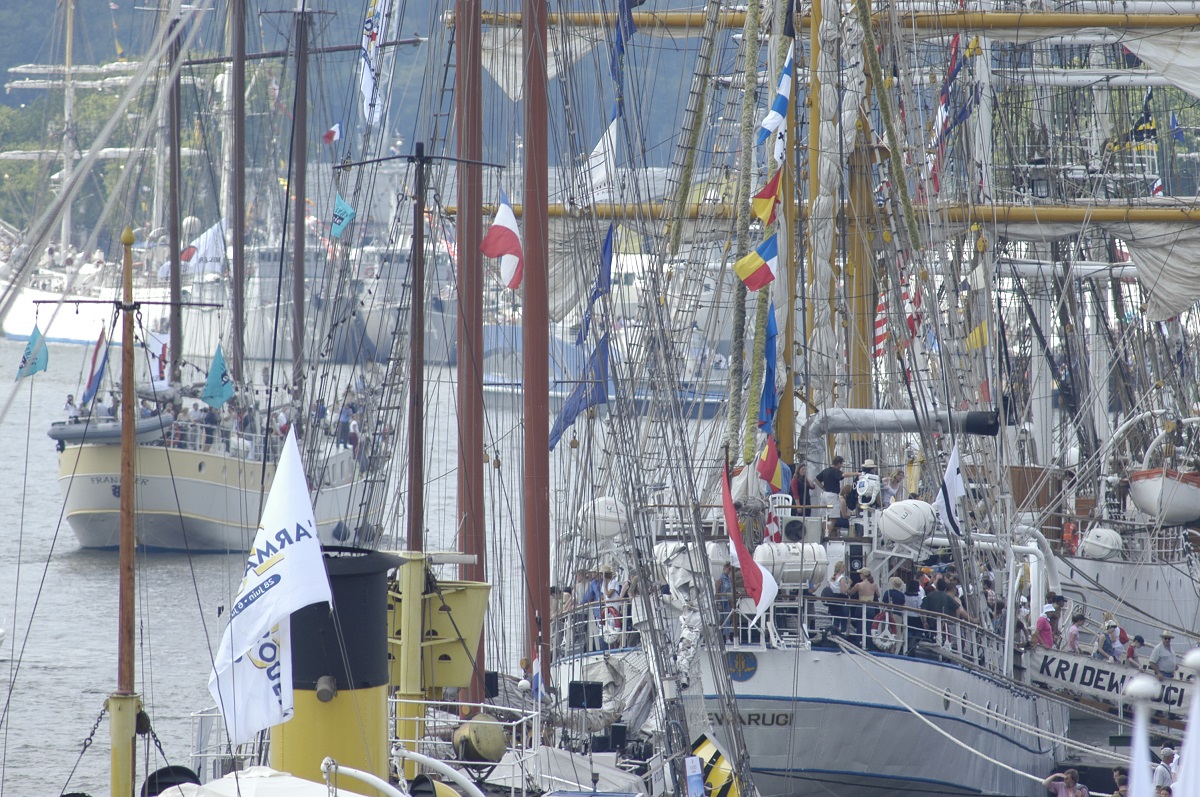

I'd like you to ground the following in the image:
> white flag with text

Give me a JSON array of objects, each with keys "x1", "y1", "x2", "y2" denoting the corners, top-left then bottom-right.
[{"x1": 207, "y1": 430, "x2": 331, "y2": 745}]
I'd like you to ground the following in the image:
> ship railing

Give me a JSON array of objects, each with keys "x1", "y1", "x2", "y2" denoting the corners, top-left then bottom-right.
[
  {"x1": 187, "y1": 706, "x2": 270, "y2": 783},
  {"x1": 189, "y1": 698, "x2": 542, "y2": 786},
  {"x1": 390, "y1": 696, "x2": 541, "y2": 782},
  {"x1": 551, "y1": 598, "x2": 641, "y2": 658},
  {"x1": 158, "y1": 420, "x2": 281, "y2": 462},
  {"x1": 731, "y1": 594, "x2": 1011, "y2": 675}
]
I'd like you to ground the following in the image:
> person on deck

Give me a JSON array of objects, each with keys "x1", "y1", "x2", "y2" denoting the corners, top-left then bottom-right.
[
  {"x1": 816, "y1": 456, "x2": 852, "y2": 495},
  {"x1": 1126, "y1": 634, "x2": 1146, "y2": 668},
  {"x1": 1149, "y1": 631, "x2": 1178, "y2": 679},
  {"x1": 922, "y1": 578, "x2": 967, "y2": 622},
  {"x1": 1154, "y1": 748, "x2": 1176, "y2": 790},
  {"x1": 828, "y1": 483, "x2": 859, "y2": 535},
  {"x1": 882, "y1": 577, "x2": 906, "y2": 607},
  {"x1": 1035, "y1": 604, "x2": 1058, "y2": 648},
  {"x1": 1065, "y1": 613, "x2": 1085, "y2": 653},
  {"x1": 63, "y1": 394, "x2": 79, "y2": 422},
  {"x1": 790, "y1": 463, "x2": 818, "y2": 516},
  {"x1": 1042, "y1": 768, "x2": 1089, "y2": 797}
]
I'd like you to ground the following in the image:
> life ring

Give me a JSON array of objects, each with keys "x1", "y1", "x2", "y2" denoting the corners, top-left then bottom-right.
[
  {"x1": 870, "y1": 610, "x2": 902, "y2": 653},
  {"x1": 601, "y1": 606, "x2": 623, "y2": 645}
]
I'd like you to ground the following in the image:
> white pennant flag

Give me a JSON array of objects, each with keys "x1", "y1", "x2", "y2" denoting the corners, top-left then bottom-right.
[
  {"x1": 577, "y1": 117, "x2": 619, "y2": 202},
  {"x1": 359, "y1": 0, "x2": 394, "y2": 126},
  {"x1": 208, "y1": 430, "x2": 332, "y2": 745}
]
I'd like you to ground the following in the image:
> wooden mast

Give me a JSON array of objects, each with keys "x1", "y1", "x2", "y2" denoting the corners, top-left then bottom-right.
[
  {"x1": 522, "y1": 0, "x2": 552, "y2": 675},
  {"x1": 109, "y1": 227, "x2": 142, "y2": 797},
  {"x1": 455, "y1": 0, "x2": 487, "y2": 700}
]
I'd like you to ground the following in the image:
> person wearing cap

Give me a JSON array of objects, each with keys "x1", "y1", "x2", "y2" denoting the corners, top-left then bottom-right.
[
  {"x1": 849, "y1": 567, "x2": 880, "y2": 602},
  {"x1": 1098, "y1": 620, "x2": 1122, "y2": 663},
  {"x1": 1042, "y1": 767, "x2": 1089, "y2": 796},
  {"x1": 1153, "y1": 747, "x2": 1175, "y2": 789},
  {"x1": 1126, "y1": 634, "x2": 1146, "y2": 668},
  {"x1": 1149, "y1": 631, "x2": 1178, "y2": 679},
  {"x1": 882, "y1": 576, "x2": 907, "y2": 607},
  {"x1": 1035, "y1": 604, "x2": 1058, "y2": 648}
]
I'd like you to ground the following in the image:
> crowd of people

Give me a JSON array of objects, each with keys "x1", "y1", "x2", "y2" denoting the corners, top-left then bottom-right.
[
  {"x1": 1044, "y1": 751, "x2": 1180, "y2": 796},
  {"x1": 779, "y1": 452, "x2": 909, "y2": 533}
]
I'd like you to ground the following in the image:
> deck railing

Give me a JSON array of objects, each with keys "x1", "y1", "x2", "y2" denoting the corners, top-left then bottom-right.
[{"x1": 552, "y1": 593, "x2": 1014, "y2": 679}]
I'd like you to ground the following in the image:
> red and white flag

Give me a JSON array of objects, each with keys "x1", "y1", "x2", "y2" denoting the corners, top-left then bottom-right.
[
  {"x1": 873, "y1": 294, "x2": 888, "y2": 359},
  {"x1": 322, "y1": 122, "x2": 342, "y2": 145},
  {"x1": 723, "y1": 465, "x2": 779, "y2": 628},
  {"x1": 481, "y1": 191, "x2": 524, "y2": 289}
]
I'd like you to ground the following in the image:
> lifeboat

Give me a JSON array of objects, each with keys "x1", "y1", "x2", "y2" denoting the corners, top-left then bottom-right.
[{"x1": 1128, "y1": 468, "x2": 1200, "y2": 525}]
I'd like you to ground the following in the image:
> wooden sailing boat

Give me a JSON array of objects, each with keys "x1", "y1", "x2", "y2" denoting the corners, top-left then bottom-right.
[{"x1": 49, "y1": 5, "x2": 376, "y2": 553}]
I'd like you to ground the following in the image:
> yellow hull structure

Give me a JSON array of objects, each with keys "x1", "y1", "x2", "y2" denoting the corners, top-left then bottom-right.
[
  {"x1": 387, "y1": 552, "x2": 491, "y2": 779},
  {"x1": 271, "y1": 549, "x2": 401, "y2": 792}
]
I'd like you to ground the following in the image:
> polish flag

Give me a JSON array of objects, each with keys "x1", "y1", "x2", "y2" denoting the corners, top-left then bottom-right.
[
  {"x1": 723, "y1": 465, "x2": 779, "y2": 628},
  {"x1": 322, "y1": 123, "x2": 342, "y2": 145},
  {"x1": 481, "y1": 191, "x2": 524, "y2": 289}
]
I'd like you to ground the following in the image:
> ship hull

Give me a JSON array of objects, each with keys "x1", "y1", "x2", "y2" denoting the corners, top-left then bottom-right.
[
  {"x1": 702, "y1": 647, "x2": 1064, "y2": 797},
  {"x1": 1056, "y1": 553, "x2": 1200, "y2": 642},
  {"x1": 59, "y1": 442, "x2": 374, "y2": 552}
]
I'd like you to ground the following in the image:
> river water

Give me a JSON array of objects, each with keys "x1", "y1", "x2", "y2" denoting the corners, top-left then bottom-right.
[{"x1": 0, "y1": 337, "x2": 535, "y2": 797}]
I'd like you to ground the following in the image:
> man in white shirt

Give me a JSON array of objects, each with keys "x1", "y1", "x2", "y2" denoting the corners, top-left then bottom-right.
[
  {"x1": 1154, "y1": 747, "x2": 1175, "y2": 789},
  {"x1": 63, "y1": 394, "x2": 79, "y2": 421}
]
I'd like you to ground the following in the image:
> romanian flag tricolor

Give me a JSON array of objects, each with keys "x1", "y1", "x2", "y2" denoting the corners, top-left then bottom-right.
[
  {"x1": 751, "y1": 169, "x2": 782, "y2": 225},
  {"x1": 734, "y1": 234, "x2": 778, "y2": 291}
]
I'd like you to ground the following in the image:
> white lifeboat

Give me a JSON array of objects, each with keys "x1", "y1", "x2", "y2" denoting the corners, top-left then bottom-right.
[{"x1": 1128, "y1": 468, "x2": 1200, "y2": 525}]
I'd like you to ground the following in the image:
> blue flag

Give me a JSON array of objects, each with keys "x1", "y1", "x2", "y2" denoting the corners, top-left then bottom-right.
[
  {"x1": 1172, "y1": 111, "x2": 1185, "y2": 142},
  {"x1": 757, "y1": 302, "x2": 778, "y2": 432},
  {"x1": 331, "y1": 193, "x2": 357, "y2": 238},
  {"x1": 610, "y1": 0, "x2": 636, "y2": 118},
  {"x1": 202, "y1": 343, "x2": 235, "y2": 408},
  {"x1": 15, "y1": 324, "x2": 48, "y2": 380},
  {"x1": 549, "y1": 334, "x2": 610, "y2": 451},
  {"x1": 577, "y1": 223, "x2": 615, "y2": 346}
]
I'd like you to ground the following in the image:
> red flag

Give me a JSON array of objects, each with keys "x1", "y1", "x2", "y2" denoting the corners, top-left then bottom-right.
[
  {"x1": 723, "y1": 465, "x2": 779, "y2": 626},
  {"x1": 322, "y1": 123, "x2": 342, "y2": 145},
  {"x1": 750, "y1": 169, "x2": 782, "y2": 225},
  {"x1": 873, "y1": 294, "x2": 888, "y2": 359}
]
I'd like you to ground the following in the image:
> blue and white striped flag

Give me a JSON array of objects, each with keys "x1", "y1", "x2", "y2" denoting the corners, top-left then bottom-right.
[{"x1": 757, "y1": 42, "x2": 794, "y2": 146}]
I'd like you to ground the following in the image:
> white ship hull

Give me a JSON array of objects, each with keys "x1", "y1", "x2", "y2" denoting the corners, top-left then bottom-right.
[
  {"x1": 58, "y1": 442, "x2": 375, "y2": 552},
  {"x1": 701, "y1": 647, "x2": 1065, "y2": 797},
  {"x1": 1056, "y1": 553, "x2": 1200, "y2": 643}
]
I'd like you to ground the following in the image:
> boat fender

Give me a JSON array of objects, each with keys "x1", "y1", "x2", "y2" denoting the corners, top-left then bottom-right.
[{"x1": 870, "y1": 611, "x2": 901, "y2": 653}]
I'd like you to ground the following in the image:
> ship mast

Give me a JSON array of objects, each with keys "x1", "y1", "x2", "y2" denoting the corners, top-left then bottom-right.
[
  {"x1": 455, "y1": 0, "x2": 487, "y2": 700},
  {"x1": 289, "y1": 2, "x2": 309, "y2": 400},
  {"x1": 109, "y1": 227, "x2": 141, "y2": 797},
  {"x1": 522, "y1": 0, "x2": 552, "y2": 678}
]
